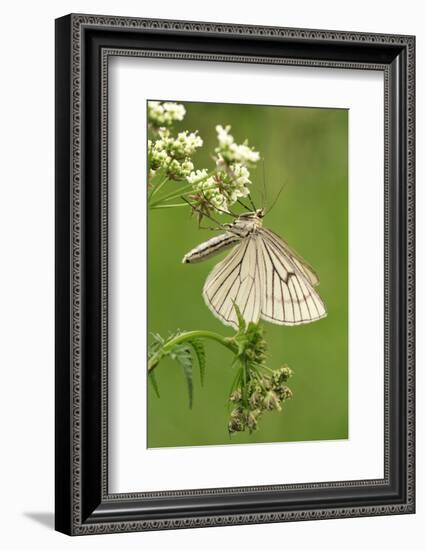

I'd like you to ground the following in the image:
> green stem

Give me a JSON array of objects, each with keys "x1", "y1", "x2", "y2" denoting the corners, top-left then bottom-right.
[
  {"x1": 149, "y1": 170, "x2": 216, "y2": 208},
  {"x1": 148, "y1": 330, "x2": 237, "y2": 373},
  {"x1": 242, "y1": 359, "x2": 249, "y2": 407},
  {"x1": 258, "y1": 364, "x2": 275, "y2": 374},
  {"x1": 151, "y1": 202, "x2": 193, "y2": 209},
  {"x1": 149, "y1": 175, "x2": 168, "y2": 201},
  {"x1": 150, "y1": 184, "x2": 193, "y2": 207}
]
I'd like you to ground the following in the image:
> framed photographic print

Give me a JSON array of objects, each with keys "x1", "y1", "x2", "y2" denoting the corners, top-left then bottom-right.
[{"x1": 55, "y1": 14, "x2": 415, "y2": 535}]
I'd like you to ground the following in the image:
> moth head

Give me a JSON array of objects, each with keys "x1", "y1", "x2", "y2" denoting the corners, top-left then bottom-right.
[{"x1": 256, "y1": 208, "x2": 265, "y2": 219}]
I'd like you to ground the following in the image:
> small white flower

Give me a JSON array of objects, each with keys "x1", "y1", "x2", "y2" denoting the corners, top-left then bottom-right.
[
  {"x1": 162, "y1": 102, "x2": 186, "y2": 122},
  {"x1": 150, "y1": 146, "x2": 171, "y2": 171},
  {"x1": 195, "y1": 176, "x2": 215, "y2": 193},
  {"x1": 172, "y1": 131, "x2": 203, "y2": 158},
  {"x1": 231, "y1": 143, "x2": 260, "y2": 164},
  {"x1": 232, "y1": 163, "x2": 251, "y2": 186},
  {"x1": 215, "y1": 154, "x2": 226, "y2": 170},
  {"x1": 187, "y1": 169, "x2": 209, "y2": 184},
  {"x1": 193, "y1": 177, "x2": 229, "y2": 213},
  {"x1": 216, "y1": 125, "x2": 234, "y2": 147},
  {"x1": 210, "y1": 192, "x2": 229, "y2": 212},
  {"x1": 148, "y1": 100, "x2": 187, "y2": 127},
  {"x1": 167, "y1": 159, "x2": 181, "y2": 173},
  {"x1": 181, "y1": 160, "x2": 194, "y2": 174},
  {"x1": 215, "y1": 124, "x2": 260, "y2": 167},
  {"x1": 230, "y1": 185, "x2": 250, "y2": 203},
  {"x1": 148, "y1": 124, "x2": 203, "y2": 181}
]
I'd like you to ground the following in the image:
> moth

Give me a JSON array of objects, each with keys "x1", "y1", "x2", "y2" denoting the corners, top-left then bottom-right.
[{"x1": 182, "y1": 208, "x2": 327, "y2": 329}]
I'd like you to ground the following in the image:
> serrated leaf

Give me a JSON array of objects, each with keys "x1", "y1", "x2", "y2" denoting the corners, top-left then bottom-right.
[
  {"x1": 233, "y1": 302, "x2": 246, "y2": 331},
  {"x1": 172, "y1": 344, "x2": 194, "y2": 409},
  {"x1": 180, "y1": 355, "x2": 193, "y2": 409},
  {"x1": 148, "y1": 371, "x2": 160, "y2": 398},
  {"x1": 148, "y1": 333, "x2": 165, "y2": 358},
  {"x1": 151, "y1": 332, "x2": 165, "y2": 345},
  {"x1": 188, "y1": 339, "x2": 206, "y2": 386}
]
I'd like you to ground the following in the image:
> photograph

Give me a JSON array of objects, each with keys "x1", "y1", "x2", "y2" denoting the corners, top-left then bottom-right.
[{"x1": 147, "y1": 100, "x2": 349, "y2": 448}]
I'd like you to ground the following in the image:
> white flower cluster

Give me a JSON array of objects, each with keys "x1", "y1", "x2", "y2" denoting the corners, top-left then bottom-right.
[
  {"x1": 148, "y1": 128, "x2": 203, "y2": 181},
  {"x1": 187, "y1": 169, "x2": 209, "y2": 185},
  {"x1": 215, "y1": 125, "x2": 260, "y2": 165},
  {"x1": 188, "y1": 125, "x2": 260, "y2": 213},
  {"x1": 173, "y1": 130, "x2": 203, "y2": 158},
  {"x1": 148, "y1": 101, "x2": 186, "y2": 128},
  {"x1": 228, "y1": 163, "x2": 251, "y2": 202}
]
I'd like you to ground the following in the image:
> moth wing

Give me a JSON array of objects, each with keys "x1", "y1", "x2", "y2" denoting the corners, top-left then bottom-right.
[
  {"x1": 261, "y1": 227, "x2": 320, "y2": 287},
  {"x1": 258, "y1": 228, "x2": 326, "y2": 325},
  {"x1": 203, "y1": 237, "x2": 262, "y2": 328}
]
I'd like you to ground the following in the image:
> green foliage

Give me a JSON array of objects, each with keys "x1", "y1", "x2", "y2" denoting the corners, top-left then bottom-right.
[
  {"x1": 224, "y1": 305, "x2": 294, "y2": 434},
  {"x1": 148, "y1": 331, "x2": 208, "y2": 409},
  {"x1": 148, "y1": 101, "x2": 349, "y2": 447},
  {"x1": 147, "y1": 309, "x2": 294, "y2": 434},
  {"x1": 148, "y1": 370, "x2": 160, "y2": 398},
  {"x1": 188, "y1": 339, "x2": 206, "y2": 386},
  {"x1": 228, "y1": 365, "x2": 293, "y2": 434},
  {"x1": 170, "y1": 343, "x2": 194, "y2": 408},
  {"x1": 231, "y1": 304, "x2": 267, "y2": 371}
]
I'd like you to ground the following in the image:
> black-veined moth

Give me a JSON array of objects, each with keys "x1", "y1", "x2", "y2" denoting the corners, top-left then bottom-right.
[{"x1": 183, "y1": 208, "x2": 327, "y2": 329}]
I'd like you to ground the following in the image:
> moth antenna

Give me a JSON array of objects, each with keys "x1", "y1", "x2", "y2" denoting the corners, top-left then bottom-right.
[
  {"x1": 247, "y1": 193, "x2": 257, "y2": 211},
  {"x1": 264, "y1": 181, "x2": 286, "y2": 216},
  {"x1": 261, "y1": 157, "x2": 267, "y2": 210},
  {"x1": 237, "y1": 199, "x2": 252, "y2": 212}
]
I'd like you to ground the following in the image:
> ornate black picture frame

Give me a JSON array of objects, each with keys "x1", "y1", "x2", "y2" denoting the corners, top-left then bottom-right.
[{"x1": 55, "y1": 13, "x2": 415, "y2": 535}]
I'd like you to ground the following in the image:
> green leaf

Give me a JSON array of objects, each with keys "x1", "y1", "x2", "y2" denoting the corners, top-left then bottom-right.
[
  {"x1": 148, "y1": 371, "x2": 160, "y2": 398},
  {"x1": 148, "y1": 332, "x2": 164, "y2": 356},
  {"x1": 233, "y1": 302, "x2": 246, "y2": 331},
  {"x1": 172, "y1": 344, "x2": 194, "y2": 409},
  {"x1": 180, "y1": 354, "x2": 194, "y2": 409},
  {"x1": 188, "y1": 339, "x2": 206, "y2": 386}
]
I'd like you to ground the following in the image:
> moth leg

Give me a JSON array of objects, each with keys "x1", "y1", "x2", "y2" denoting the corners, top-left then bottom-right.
[
  {"x1": 198, "y1": 224, "x2": 222, "y2": 231},
  {"x1": 199, "y1": 191, "x2": 239, "y2": 219},
  {"x1": 181, "y1": 196, "x2": 226, "y2": 231}
]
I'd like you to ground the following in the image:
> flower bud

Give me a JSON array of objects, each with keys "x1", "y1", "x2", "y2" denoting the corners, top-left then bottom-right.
[
  {"x1": 249, "y1": 389, "x2": 262, "y2": 409},
  {"x1": 229, "y1": 389, "x2": 242, "y2": 403},
  {"x1": 263, "y1": 390, "x2": 282, "y2": 411},
  {"x1": 278, "y1": 366, "x2": 293, "y2": 383},
  {"x1": 247, "y1": 409, "x2": 261, "y2": 431},
  {"x1": 282, "y1": 387, "x2": 293, "y2": 400},
  {"x1": 228, "y1": 408, "x2": 245, "y2": 433}
]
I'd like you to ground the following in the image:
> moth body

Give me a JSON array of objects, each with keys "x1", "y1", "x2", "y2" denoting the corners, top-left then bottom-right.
[{"x1": 182, "y1": 232, "x2": 240, "y2": 264}]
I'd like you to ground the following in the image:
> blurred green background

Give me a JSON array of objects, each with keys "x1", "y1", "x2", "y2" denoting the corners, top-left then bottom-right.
[{"x1": 147, "y1": 101, "x2": 348, "y2": 448}]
